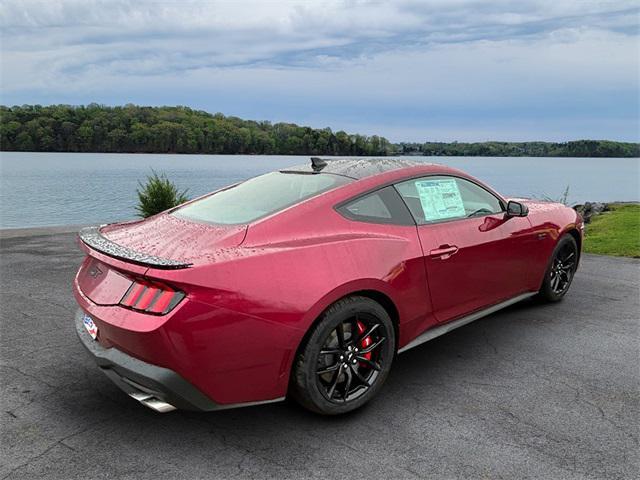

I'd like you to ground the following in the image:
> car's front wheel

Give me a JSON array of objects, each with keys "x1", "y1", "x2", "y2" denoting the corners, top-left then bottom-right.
[
  {"x1": 290, "y1": 296, "x2": 395, "y2": 415},
  {"x1": 538, "y1": 234, "x2": 578, "y2": 302}
]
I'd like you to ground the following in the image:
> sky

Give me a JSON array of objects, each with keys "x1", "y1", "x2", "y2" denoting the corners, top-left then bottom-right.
[{"x1": 1, "y1": 0, "x2": 639, "y2": 142}]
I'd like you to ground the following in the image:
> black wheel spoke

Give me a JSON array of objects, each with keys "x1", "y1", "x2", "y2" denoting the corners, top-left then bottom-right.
[
  {"x1": 359, "y1": 337, "x2": 385, "y2": 354},
  {"x1": 356, "y1": 356, "x2": 381, "y2": 371},
  {"x1": 317, "y1": 363, "x2": 340, "y2": 375},
  {"x1": 356, "y1": 323, "x2": 380, "y2": 345},
  {"x1": 327, "y1": 368, "x2": 341, "y2": 398},
  {"x1": 349, "y1": 364, "x2": 371, "y2": 387},
  {"x1": 342, "y1": 367, "x2": 352, "y2": 402},
  {"x1": 319, "y1": 348, "x2": 341, "y2": 355}
]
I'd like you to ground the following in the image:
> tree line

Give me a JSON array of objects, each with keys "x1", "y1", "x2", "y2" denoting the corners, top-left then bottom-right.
[
  {"x1": 396, "y1": 140, "x2": 640, "y2": 158},
  {"x1": 1, "y1": 104, "x2": 638, "y2": 157},
  {"x1": 0, "y1": 104, "x2": 391, "y2": 156}
]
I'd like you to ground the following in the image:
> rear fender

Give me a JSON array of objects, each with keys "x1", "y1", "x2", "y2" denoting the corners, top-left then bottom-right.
[{"x1": 293, "y1": 279, "x2": 402, "y2": 353}]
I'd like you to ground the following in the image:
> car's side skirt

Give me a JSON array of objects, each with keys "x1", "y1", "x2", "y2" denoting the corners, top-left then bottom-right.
[{"x1": 398, "y1": 292, "x2": 537, "y2": 354}]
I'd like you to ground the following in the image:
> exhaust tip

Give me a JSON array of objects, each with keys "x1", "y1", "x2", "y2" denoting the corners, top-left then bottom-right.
[{"x1": 129, "y1": 392, "x2": 177, "y2": 413}]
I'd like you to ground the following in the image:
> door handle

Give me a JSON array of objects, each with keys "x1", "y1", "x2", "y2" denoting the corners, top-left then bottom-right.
[{"x1": 429, "y1": 245, "x2": 459, "y2": 259}]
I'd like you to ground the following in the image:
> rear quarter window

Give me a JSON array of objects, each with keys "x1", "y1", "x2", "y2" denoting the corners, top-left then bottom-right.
[{"x1": 337, "y1": 186, "x2": 415, "y2": 225}]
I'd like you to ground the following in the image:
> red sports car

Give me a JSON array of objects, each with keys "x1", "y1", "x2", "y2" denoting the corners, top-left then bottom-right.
[{"x1": 73, "y1": 158, "x2": 583, "y2": 415}]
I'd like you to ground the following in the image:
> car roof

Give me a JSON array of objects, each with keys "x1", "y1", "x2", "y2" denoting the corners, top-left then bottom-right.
[{"x1": 281, "y1": 157, "x2": 438, "y2": 180}]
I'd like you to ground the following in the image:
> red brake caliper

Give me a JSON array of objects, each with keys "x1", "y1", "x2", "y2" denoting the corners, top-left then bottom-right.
[{"x1": 356, "y1": 321, "x2": 372, "y2": 364}]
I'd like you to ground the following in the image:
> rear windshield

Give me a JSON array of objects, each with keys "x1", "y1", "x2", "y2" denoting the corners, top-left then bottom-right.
[{"x1": 172, "y1": 171, "x2": 351, "y2": 225}]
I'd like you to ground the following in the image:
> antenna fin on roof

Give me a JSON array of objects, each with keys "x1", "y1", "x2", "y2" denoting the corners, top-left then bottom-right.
[{"x1": 310, "y1": 157, "x2": 327, "y2": 171}]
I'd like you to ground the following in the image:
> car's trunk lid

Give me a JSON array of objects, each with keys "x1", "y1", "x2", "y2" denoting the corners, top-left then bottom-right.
[
  {"x1": 76, "y1": 214, "x2": 247, "y2": 305},
  {"x1": 85, "y1": 214, "x2": 247, "y2": 266}
]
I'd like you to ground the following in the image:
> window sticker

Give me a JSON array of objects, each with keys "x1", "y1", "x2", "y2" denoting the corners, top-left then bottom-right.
[{"x1": 415, "y1": 178, "x2": 465, "y2": 221}]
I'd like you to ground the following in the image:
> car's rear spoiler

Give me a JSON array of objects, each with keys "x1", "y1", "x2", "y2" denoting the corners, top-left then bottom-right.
[{"x1": 78, "y1": 226, "x2": 192, "y2": 269}]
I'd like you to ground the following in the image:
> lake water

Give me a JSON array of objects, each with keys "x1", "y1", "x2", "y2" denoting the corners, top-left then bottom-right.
[{"x1": 0, "y1": 152, "x2": 638, "y2": 229}]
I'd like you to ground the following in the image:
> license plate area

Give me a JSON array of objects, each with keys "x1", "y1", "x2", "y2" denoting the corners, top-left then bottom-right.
[
  {"x1": 83, "y1": 313, "x2": 98, "y2": 340},
  {"x1": 78, "y1": 257, "x2": 133, "y2": 306}
]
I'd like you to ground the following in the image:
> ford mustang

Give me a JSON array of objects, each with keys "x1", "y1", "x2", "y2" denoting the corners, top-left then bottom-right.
[{"x1": 73, "y1": 158, "x2": 583, "y2": 415}]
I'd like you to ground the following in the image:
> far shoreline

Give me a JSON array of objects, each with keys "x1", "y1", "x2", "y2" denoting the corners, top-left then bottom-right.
[
  {"x1": 3, "y1": 105, "x2": 639, "y2": 158},
  {"x1": 1, "y1": 151, "x2": 639, "y2": 159}
]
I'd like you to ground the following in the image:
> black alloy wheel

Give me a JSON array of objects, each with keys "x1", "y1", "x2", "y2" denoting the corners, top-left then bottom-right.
[
  {"x1": 550, "y1": 241, "x2": 576, "y2": 295},
  {"x1": 538, "y1": 234, "x2": 578, "y2": 302},
  {"x1": 316, "y1": 314, "x2": 385, "y2": 403},
  {"x1": 291, "y1": 296, "x2": 395, "y2": 415}
]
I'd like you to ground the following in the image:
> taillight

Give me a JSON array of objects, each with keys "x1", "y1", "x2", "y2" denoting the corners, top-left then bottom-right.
[{"x1": 119, "y1": 277, "x2": 185, "y2": 315}]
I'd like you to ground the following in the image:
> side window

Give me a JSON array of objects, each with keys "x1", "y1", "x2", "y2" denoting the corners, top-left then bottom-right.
[
  {"x1": 344, "y1": 192, "x2": 391, "y2": 219},
  {"x1": 395, "y1": 176, "x2": 503, "y2": 224},
  {"x1": 337, "y1": 186, "x2": 415, "y2": 225}
]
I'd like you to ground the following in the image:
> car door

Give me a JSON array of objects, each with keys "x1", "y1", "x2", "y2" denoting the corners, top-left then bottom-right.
[
  {"x1": 395, "y1": 175, "x2": 535, "y2": 324},
  {"x1": 336, "y1": 185, "x2": 439, "y2": 344}
]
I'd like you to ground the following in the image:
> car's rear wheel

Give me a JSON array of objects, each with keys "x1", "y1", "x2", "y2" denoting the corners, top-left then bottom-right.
[
  {"x1": 538, "y1": 234, "x2": 578, "y2": 302},
  {"x1": 290, "y1": 296, "x2": 395, "y2": 415}
]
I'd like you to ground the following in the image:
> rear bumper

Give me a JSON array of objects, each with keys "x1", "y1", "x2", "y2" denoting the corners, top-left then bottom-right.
[{"x1": 75, "y1": 309, "x2": 263, "y2": 412}]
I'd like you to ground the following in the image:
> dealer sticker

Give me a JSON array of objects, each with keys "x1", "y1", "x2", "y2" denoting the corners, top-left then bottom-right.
[{"x1": 83, "y1": 313, "x2": 98, "y2": 340}]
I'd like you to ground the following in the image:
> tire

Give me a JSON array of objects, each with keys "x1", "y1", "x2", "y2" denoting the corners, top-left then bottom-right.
[
  {"x1": 290, "y1": 296, "x2": 396, "y2": 415},
  {"x1": 537, "y1": 234, "x2": 578, "y2": 302}
]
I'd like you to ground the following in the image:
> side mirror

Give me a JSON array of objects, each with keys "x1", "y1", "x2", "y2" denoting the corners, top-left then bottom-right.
[{"x1": 506, "y1": 200, "x2": 528, "y2": 217}]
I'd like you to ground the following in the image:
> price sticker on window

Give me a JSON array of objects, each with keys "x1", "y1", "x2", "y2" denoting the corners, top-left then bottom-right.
[{"x1": 415, "y1": 178, "x2": 465, "y2": 222}]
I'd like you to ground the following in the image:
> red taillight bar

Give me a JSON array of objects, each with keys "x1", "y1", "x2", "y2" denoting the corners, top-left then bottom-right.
[
  {"x1": 120, "y1": 282, "x2": 146, "y2": 306},
  {"x1": 120, "y1": 277, "x2": 185, "y2": 315}
]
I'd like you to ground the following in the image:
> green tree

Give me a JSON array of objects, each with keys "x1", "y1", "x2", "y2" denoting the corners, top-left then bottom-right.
[{"x1": 136, "y1": 170, "x2": 189, "y2": 218}]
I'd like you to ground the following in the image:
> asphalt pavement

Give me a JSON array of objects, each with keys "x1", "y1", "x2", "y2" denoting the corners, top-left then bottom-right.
[{"x1": 1, "y1": 230, "x2": 638, "y2": 479}]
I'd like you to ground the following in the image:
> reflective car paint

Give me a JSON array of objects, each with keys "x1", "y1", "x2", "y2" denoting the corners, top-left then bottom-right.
[
  {"x1": 415, "y1": 213, "x2": 537, "y2": 324},
  {"x1": 73, "y1": 162, "x2": 583, "y2": 407}
]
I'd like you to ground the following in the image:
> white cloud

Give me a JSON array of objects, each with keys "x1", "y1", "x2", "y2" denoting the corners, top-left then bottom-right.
[
  {"x1": 2, "y1": 0, "x2": 637, "y2": 77},
  {"x1": 1, "y1": 0, "x2": 638, "y2": 141}
]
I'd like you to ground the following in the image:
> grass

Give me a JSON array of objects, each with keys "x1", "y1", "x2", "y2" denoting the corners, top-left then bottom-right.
[{"x1": 583, "y1": 203, "x2": 640, "y2": 258}]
